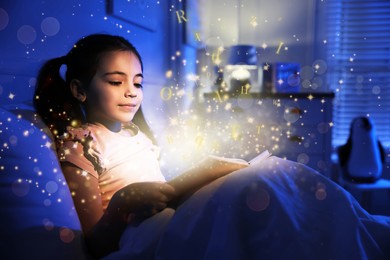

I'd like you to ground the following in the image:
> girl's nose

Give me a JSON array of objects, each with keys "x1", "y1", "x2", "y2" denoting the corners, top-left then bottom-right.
[
  {"x1": 125, "y1": 84, "x2": 137, "y2": 98},
  {"x1": 125, "y1": 91, "x2": 137, "y2": 98}
]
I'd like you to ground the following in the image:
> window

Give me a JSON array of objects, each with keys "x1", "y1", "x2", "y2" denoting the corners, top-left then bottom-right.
[{"x1": 327, "y1": 0, "x2": 390, "y2": 148}]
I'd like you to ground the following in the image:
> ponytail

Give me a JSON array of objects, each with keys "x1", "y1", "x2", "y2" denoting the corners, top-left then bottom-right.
[{"x1": 34, "y1": 56, "x2": 83, "y2": 138}]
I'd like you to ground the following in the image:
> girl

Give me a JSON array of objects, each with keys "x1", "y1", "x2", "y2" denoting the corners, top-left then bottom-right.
[{"x1": 34, "y1": 34, "x2": 176, "y2": 257}]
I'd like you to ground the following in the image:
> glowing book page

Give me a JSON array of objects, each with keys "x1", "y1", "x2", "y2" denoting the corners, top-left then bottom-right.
[{"x1": 168, "y1": 150, "x2": 271, "y2": 207}]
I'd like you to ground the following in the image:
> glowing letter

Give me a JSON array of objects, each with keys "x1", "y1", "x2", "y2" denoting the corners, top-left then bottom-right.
[
  {"x1": 250, "y1": 16, "x2": 258, "y2": 27},
  {"x1": 160, "y1": 87, "x2": 173, "y2": 100},
  {"x1": 211, "y1": 49, "x2": 221, "y2": 65},
  {"x1": 241, "y1": 84, "x2": 250, "y2": 94},
  {"x1": 176, "y1": 10, "x2": 188, "y2": 23},
  {"x1": 214, "y1": 90, "x2": 223, "y2": 103},
  {"x1": 212, "y1": 141, "x2": 220, "y2": 151},
  {"x1": 276, "y1": 41, "x2": 284, "y2": 54},
  {"x1": 195, "y1": 32, "x2": 201, "y2": 41},
  {"x1": 195, "y1": 135, "x2": 204, "y2": 149},
  {"x1": 231, "y1": 125, "x2": 241, "y2": 141},
  {"x1": 167, "y1": 135, "x2": 174, "y2": 144},
  {"x1": 256, "y1": 125, "x2": 262, "y2": 134}
]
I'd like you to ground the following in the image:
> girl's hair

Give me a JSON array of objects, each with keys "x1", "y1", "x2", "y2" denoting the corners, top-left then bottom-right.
[{"x1": 34, "y1": 34, "x2": 156, "y2": 144}]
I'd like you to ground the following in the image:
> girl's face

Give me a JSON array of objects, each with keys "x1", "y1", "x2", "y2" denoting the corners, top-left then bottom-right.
[{"x1": 84, "y1": 50, "x2": 143, "y2": 131}]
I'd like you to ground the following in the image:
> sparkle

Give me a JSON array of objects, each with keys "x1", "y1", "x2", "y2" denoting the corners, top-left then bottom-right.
[
  {"x1": 224, "y1": 103, "x2": 232, "y2": 110},
  {"x1": 71, "y1": 120, "x2": 79, "y2": 127},
  {"x1": 166, "y1": 70, "x2": 173, "y2": 78},
  {"x1": 187, "y1": 73, "x2": 199, "y2": 82},
  {"x1": 169, "y1": 117, "x2": 179, "y2": 126}
]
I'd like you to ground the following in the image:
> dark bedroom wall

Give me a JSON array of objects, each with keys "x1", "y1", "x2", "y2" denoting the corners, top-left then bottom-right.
[{"x1": 0, "y1": 0, "x2": 173, "y2": 111}]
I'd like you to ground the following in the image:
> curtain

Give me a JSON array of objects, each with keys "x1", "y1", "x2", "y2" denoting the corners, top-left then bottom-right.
[{"x1": 327, "y1": 0, "x2": 390, "y2": 148}]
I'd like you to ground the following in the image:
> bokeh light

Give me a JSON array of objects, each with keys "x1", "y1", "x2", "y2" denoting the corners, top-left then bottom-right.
[
  {"x1": 246, "y1": 184, "x2": 270, "y2": 212},
  {"x1": 41, "y1": 17, "x2": 60, "y2": 36},
  {"x1": 12, "y1": 179, "x2": 30, "y2": 197},
  {"x1": 0, "y1": 8, "x2": 9, "y2": 31},
  {"x1": 59, "y1": 227, "x2": 75, "y2": 243},
  {"x1": 17, "y1": 25, "x2": 37, "y2": 44}
]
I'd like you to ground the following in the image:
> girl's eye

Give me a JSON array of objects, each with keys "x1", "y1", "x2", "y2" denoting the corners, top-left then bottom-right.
[
  {"x1": 134, "y1": 83, "x2": 143, "y2": 89},
  {"x1": 109, "y1": 81, "x2": 122, "y2": 86}
]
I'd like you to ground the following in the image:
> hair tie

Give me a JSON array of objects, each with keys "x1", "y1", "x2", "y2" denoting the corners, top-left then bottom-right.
[{"x1": 59, "y1": 56, "x2": 68, "y2": 81}]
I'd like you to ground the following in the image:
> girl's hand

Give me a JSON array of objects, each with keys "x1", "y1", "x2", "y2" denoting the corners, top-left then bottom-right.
[{"x1": 107, "y1": 182, "x2": 176, "y2": 221}]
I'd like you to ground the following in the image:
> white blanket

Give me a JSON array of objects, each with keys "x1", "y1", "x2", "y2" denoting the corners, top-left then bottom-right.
[{"x1": 105, "y1": 156, "x2": 390, "y2": 259}]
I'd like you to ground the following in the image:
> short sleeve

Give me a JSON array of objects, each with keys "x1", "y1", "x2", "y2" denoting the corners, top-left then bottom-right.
[{"x1": 57, "y1": 126, "x2": 102, "y2": 179}]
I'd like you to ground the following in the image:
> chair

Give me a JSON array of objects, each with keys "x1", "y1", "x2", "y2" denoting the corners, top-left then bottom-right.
[
  {"x1": 336, "y1": 117, "x2": 390, "y2": 213},
  {"x1": 340, "y1": 178, "x2": 390, "y2": 212}
]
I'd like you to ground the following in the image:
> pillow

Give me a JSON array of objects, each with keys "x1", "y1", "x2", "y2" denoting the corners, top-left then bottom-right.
[{"x1": 0, "y1": 106, "x2": 88, "y2": 259}]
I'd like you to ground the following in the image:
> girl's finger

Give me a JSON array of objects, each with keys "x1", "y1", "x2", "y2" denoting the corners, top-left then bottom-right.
[{"x1": 159, "y1": 183, "x2": 176, "y2": 196}]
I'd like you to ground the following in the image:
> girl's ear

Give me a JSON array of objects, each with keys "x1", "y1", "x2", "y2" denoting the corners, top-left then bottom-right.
[{"x1": 70, "y1": 79, "x2": 87, "y2": 102}]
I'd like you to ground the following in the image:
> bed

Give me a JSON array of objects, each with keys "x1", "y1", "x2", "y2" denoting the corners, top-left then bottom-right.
[{"x1": 1, "y1": 105, "x2": 390, "y2": 259}]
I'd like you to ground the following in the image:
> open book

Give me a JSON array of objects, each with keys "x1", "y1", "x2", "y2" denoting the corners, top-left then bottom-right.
[{"x1": 168, "y1": 150, "x2": 271, "y2": 208}]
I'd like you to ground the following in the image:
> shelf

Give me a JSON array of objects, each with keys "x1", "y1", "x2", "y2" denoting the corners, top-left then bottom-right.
[
  {"x1": 202, "y1": 92, "x2": 334, "y2": 176},
  {"x1": 204, "y1": 92, "x2": 335, "y2": 99}
]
